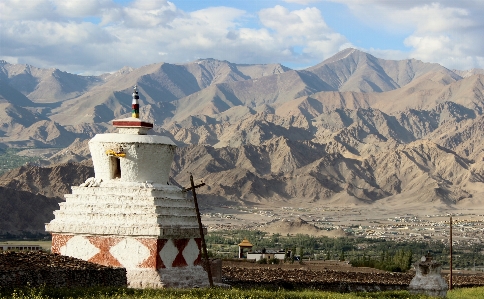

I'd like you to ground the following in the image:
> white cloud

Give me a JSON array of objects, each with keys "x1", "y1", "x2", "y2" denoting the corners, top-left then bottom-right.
[
  {"x1": 325, "y1": 0, "x2": 484, "y2": 70},
  {"x1": 260, "y1": 5, "x2": 329, "y2": 36},
  {"x1": 0, "y1": 56, "x2": 19, "y2": 64},
  {"x1": 116, "y1": 0, "x2": 181, "y2": 28},
  {"x1": 3, "y1": 0, "x2": 482, "y2": 73},
  {"x1": 258, "y1": 5, "x2": 351, "y2": 61},
  {"x1": 0, "y1": 1, "x2": 352, "y2": 73},
  {"x1": 189, "y1": 7, "x2": 246, "y2": 34},
  {"x1": 0, "y1": 0, "x2": 56, "y2": 21},
  {"x1": 4, "y1": 21, "x2": 116, "y2": 46},
  {"x1": 53, "y1": 0, "x2": 114, "y2": 18}
]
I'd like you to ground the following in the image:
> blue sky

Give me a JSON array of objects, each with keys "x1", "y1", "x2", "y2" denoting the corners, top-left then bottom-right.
[{"x1": 1, "y1": 0, "x2": 483, "y2": 74}]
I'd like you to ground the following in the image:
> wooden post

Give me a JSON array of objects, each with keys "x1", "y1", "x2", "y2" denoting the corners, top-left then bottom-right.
[
  {"x1": 187, "y1": 174, "x2": 214, "y2": 287},
  {"x1": 449, "y1": 215, "x2": 453, "y2": 290}
]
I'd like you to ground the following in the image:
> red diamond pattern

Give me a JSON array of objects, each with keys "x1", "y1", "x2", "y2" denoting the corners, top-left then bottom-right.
[
  {"x1": 87, "y1": 236, "x2": 123, "y2": 267},
  {"x1": 172, "y1": 239, "x2": 189, "y2": 267},
  {"x1": 137, "y1": 238, "x2": 167, "y2": 269},
  {"x1": 157, "y1": 239, "x2": 168, "y2": 269},
  {"x1": 193, "y1": 238, "x2": 203, "y2": 266},
  {"x1": 53, "y1": 236, "x2": 203, "y2": 269},
  {"x1": 51, "y1": 234, "x2": 74, "y2": 254}
]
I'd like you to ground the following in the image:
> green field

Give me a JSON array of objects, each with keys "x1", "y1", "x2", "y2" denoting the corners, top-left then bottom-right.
[
  {"x1": 0, "y1": 148, "x2": 41, "y2": 175},
  {"x1": 1, "y1": 287, "x2": 483, "y2": 299}
]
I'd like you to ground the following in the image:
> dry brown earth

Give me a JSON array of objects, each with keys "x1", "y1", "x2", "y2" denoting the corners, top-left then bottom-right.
[
  {"x1": 0, "y1": 251, "x2": 114, "y2": 271},
  {"x1": 222, "y1": 261, "x2": 484, "y2": 289},
  {"x1": 0, "y1": 251, "x2": 126, "y2": 288}
]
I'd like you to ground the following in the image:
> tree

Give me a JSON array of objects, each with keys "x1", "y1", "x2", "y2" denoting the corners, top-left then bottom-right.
[
  {"x1": 339, "y1": 251, "x2": 345, "y2": 261},
  {"x1": 298, "y1": 246, "x2": 304, "y2": 259}
]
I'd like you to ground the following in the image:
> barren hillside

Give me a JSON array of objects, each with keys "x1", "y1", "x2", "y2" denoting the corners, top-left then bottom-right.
[{"x1": 1, "y1": 49, "x2": 484, "y2": 234}]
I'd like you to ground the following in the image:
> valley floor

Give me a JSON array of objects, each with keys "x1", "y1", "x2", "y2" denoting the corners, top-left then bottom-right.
[{"x1": 202, "y1": 203, "x2": 484, "y2": 247}]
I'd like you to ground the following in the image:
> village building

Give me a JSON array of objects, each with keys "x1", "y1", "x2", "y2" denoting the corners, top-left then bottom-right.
[
  {"x1": 246, "y1": 248, "x2": 286, "y2": 262},
  {"x1": 0, "y1": 245, "x2": 43, "y2": 251},
  {"x1": 45, "y1": 86, "x2": 210, "y2": 288},
  {"x1": 238, "y1": 238, "x2": 286, "y2": 261},
  {"x1": 238, "y1": 239, "x2": 253, "y2": 258}
]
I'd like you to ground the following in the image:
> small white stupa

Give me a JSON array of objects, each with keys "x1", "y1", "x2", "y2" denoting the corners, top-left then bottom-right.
[
  {"x1": 46, "y1": 86, "x2": 210, "y2": 288},
  {"x1": 409, "y1": 255, "x2": 448, "y2": 298}
]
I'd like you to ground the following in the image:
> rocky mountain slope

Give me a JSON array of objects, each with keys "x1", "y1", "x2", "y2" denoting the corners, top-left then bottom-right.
[
  {"x1": 0, "y1": 187, "x2": 59, "y2": 235},
  {"x1": 0, "y1": 161, "x2": 94, "y2": 200},
  {"x1": 0, "y1": 60, "x2": 102, "y2": 103},
  {"x1": 2, "y1": 48, "x2": 484, "y2": 235}
]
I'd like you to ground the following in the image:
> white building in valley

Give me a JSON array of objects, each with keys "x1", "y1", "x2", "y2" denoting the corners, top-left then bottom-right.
[{"x1": 246, "y1": 249, "x2": 287, "y2": 261}]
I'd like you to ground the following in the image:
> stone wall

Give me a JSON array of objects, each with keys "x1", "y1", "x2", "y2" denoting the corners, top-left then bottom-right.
[
  {"x1": 0, "y1": 268, "x2": 127, "y2": 288},
  {"x1": 0, "y1": 251, "x2": 127, "y2": 288}
]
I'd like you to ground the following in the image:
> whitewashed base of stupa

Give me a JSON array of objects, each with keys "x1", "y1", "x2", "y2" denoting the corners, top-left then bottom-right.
[
  {"x1": 408, "y1": 274, "x2": 447, "y2": 298},
  {"x1": 46, "y1": 181, "x2": 209, "y2": 288},
  {"x1": 128, "y1": 267, "x2": 210, "y2": 288},
  {"x1": 50, "y1": 234, "x2": 209, "y2": 288}
]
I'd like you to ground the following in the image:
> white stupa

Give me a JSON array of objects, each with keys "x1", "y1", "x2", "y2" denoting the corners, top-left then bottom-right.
[{"x1": 46, "y1": 86, "x2": 210, "y2": 288}]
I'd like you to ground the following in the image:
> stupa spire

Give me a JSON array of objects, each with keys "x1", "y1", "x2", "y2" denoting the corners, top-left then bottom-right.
[
  {"x1": 111, "y1": 85, "x2": 153, "y2": 135},
  {"x1": 132, "y1": 85, "x2": 140, "y2": 118}
]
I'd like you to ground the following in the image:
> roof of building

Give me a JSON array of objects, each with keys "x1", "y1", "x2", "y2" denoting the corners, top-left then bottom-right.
[
  {"x1": 247, "y1": 249, "x2": 285, "y2": 254},
  {"x1": 238, "y1": 239, "x2": 253, "y2": 247}
]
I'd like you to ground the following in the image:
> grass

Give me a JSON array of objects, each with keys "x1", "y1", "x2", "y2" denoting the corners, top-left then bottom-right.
[
  {"x1": 3, "y1": 287, "x2": 483, "y2": 299},
  {"x1": 447, "y1": 287, "x2": 484, "y2": 298}
]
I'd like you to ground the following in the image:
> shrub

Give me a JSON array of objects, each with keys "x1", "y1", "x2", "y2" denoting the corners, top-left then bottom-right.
[{"x1": 350, "y1": 249, "x2": 412, "y2": 272}]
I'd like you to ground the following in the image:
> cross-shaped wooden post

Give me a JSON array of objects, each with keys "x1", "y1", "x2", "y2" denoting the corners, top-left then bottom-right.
[{"x1": 185, "y1": 174, "x2": 213, "y2": 287}]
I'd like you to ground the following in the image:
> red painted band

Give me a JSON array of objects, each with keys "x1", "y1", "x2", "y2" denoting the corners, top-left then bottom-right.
[{"x1": 113, "y1": 120, "x2": 153, "y2": 128}]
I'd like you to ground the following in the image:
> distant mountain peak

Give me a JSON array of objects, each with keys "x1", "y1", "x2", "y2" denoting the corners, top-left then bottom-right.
[
  {"x1": 320, "y1": 48, "x2": 367, "y2": 65},
  {"x1": 192, "y1": 58, "x2": 231, "y2": 65},
  {"x1": 452, "y1": 68, "x2": 484, "y2": 78},
  {"x1": 195, "y1": 57, "x2": 225, "y2": 62},
  {"x1": 116, "y1": 66, "x2": 134, "y2": 74}
]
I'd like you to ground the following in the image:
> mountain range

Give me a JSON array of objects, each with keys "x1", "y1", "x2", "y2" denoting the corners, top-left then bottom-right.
[{"x1": 1, "y1": 48, "x2": 484, "y2": 235}]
